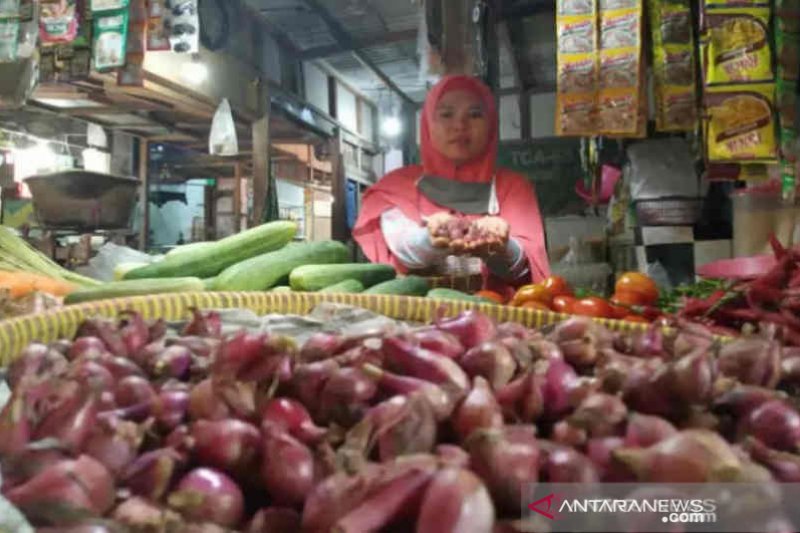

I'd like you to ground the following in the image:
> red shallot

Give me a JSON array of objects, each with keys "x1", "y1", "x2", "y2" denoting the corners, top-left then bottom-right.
[
  {"x1": 453, "y1": 376, "x2": 504, "y2": 442},
  {"x1": 459, "y1": 341, "x2": 517, "y2": 389},
  {"x1": 168, "y1": 467, "x2": 245, "y2": 528},
  {"x1": 434, "y1": 310, "x2": 497, "y2": 350},
  {"x1": 260, "y1": 424, "x2": 315, "y2": 506},
  {"x1": 192, "y1": 418, "x2": 261, "y2": 475},
  {"x1": 416, "y1": 467, "x2": 495, "y2": 533}
]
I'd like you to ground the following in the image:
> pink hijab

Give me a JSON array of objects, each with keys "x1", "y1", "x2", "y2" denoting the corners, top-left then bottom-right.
[{"x1": 353, "y1": 75, "x2": 550, "y2": 289}]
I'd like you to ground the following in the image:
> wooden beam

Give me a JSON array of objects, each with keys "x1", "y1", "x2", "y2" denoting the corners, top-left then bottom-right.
[
  {"x1": 498, "y1": 22, "x2": 521, "y2": 90},
  {"x1": 298, "y1": 30, "x2": 418, "y2": 60},
  {"x1": 138, "y1": 139, "x2": 149, "y2": 251},
  {"x1": 505, "y1": 18, "x2": 533, "y2": 90},
  {"x1": 329, "y1": 130, "x2": 349, "y2": 243},
  {"x1": 301, "y1": 0, "x2": 418, "y2": 108},
  {"x1": 251, "y1": 97, "x2": 271, "y2": 225},
  {"x1": 234, "y1": 162, "x2": 243, "y2": 232}
]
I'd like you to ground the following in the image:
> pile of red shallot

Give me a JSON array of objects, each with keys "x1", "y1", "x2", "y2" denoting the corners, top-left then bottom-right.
[{"x1": 2, "y1": 307, "x2": 800, "y2": 532}]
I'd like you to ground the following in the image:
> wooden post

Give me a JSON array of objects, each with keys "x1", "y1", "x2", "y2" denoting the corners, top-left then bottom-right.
[
  {"x1": 251, "y1": 112, "x2": 270, "y2": 226},
  {"x1": 520, "y1": 90, "x2": 531, "y2": 139},
  {"x1": 330, "y1": 130, "x2": 348, "y2": 243},
  {"x1": 234, "y1": 162, "x2": 242, "y2": 232},
  {"x1": 138, "y1": 138, "x2": 149, "y2": 251}
]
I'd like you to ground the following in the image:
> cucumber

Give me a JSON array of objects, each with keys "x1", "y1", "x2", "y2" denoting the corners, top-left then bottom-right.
[
  {"x1": 202, "y1": 278, "x2": 217, "y2": 290},
  {"x1": 289, "y1": 263, "x2": 396, "y2": 292},
  {"x1": 166, "y1": 241, "x2": 215, "y2": 257},
  {"x1": 269, "y1": 286, "x2": 293, "y2": 293},
  {"x1": 65, "y1": 277, "x2": 205, "y2": 305},
  {"x1": 124, "y1": 221, "x2": 298, "y2": 280},
  {"x1": 214, "y1": 241, "x2": 350, "y2": 291},
  {"x1": 319, "y1": 279, "x2": 365, "y2": 294},
  {"x1": 426, "y1": 288, "x2": 494, "y2": 304},
  {"x1": 364, "y1": 276, "x2": 430, "y2": 296}
]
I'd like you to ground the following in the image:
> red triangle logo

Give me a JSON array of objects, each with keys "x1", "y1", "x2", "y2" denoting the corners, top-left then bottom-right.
[{"x1": 528, "y1": 493, "x2": 559, "y2": 520}]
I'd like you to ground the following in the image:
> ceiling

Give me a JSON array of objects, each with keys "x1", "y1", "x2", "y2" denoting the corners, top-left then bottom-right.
[{"x1": 246, "y1": 0, "x2": 557, "y2": 104}]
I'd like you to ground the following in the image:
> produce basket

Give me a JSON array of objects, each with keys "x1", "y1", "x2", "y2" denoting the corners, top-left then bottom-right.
[{"x1": 0, "y1": 292, "x2": 652, "y2": 365}]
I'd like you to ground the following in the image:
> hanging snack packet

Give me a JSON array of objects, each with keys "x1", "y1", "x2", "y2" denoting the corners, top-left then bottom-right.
[
  {"x1": 90, "y1": 0, "x2": 129, "y2": 12},
  {"x1": 558, "y1": 55, "x2": 597, "y2": 93},
  {"x1": 93, "y1": 8, "x2": 128, "y2": 70},
  {"x1": 40, "y1": 0, "x2": 79, "y2": 43},
  {"x1": 661, "y1": 86, "x2": 698, "y2": 131},
  {"x1": 599, "y1": 49, "x2": 639, "y2": 89},
  {"x1": 558, "y1": 0, "x2": 594, "y2": 16},
  {"x1": 556, "y1": 93, "x2": 596, "y2": 136},
  {"x1": 705, "y1": 84, "x2": 778, "y2": 162},
  {"x1": 600, "y1": 8, "x2": 640, "y2": 50},
  {"x1": 598, "y1": 88, "x2": 639, "y2": 134},
  {"x1": 703, "y1": 7, "x2": 773, "y2": 84},
  {"x1": 600, "y1": 0, "x2": 638, "y2": 10},
  {"x1": 556, "y1": 4, "x2": 597, "y2": 136},
  {"x1": 558, "y1": 14, "x2": 596, "y2": 55}
]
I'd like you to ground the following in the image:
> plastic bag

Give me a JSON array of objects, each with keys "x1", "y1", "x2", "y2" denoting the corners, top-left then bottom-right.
[
  {"x1": 645, "y1": 260, "x2": 673, "y2": 292},
  {"x1": 209, "y1": 98, "x2": 238, "y2": 157},
  {"x1": 78, "y1": 242, "x2": 162, "y2": 282},
  {"x1": 628, "y1": 138, "x2": 699, "y2": 200}
]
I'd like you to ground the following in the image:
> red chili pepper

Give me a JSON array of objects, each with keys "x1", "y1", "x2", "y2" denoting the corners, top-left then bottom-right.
[
  {"x1": 783, "y1": 326, "x2": 800, "y2": 347},
  {"x1": 716, "y1": 308, "x2": 763, "y2": 323},
  {"x1": 770, "y1": 234, "x2": 788, "y2": 260}
]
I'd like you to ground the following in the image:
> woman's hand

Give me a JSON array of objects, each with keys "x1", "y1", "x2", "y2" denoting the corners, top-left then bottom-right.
[
  {"x1": 424, "y1": 212, "x2": 462, "y2": 248},
  {"x1": 464, "y1": 216, "x2": 510, "y2": 257}
]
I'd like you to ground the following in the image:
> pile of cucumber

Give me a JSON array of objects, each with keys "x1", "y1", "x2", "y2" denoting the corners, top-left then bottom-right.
[{"x1": 64, "y1": 221, "x2": 496, "y2": 305}]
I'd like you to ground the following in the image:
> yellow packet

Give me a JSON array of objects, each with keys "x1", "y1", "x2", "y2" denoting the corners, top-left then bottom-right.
[
  {"x1": 658, "y1": 86, "x2": 698, "y2": 131},
  {"x1": 704, "y1": 0, "x2": 770, "y2": 7},
  {"x1": 598, "y1": 88, "x2": 639, "y2": 134},
  {"x1": 601, "y1": 9, "x2": 641, "y2": 50},
  {"x1": 558, "y1": 54, "x2": 597, "y2": 93},
  {"x1": 705, "y1": 84, "x2": 778, "y2": 161},
  {"x1": 599, "y1": 49, "x2": 639, "y2": 89},
  {"x1": 556, "y1": 93, "x2": 596, "y2": 136},
  {"x1": 704, "y1": 8, "x2": 774, "y2": 84},
  {"x1": 558, "y1": 0, "x2": 595, "y2": 16},
  {"x1": 558, "y1": 15, "x2": 597, "y2": 55},
  {"x1": 660, "y1": 10, "x2": 693, "y2": 45},
  {"x1": 659, "y1": 48, "x2": 695, "y2": 85},
  {"x1": 600, "y1": 0, "x2": 638, "y2": 10}
]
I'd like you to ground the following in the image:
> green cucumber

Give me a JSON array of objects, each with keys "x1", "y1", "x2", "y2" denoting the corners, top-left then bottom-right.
[
  {"x1": 363, "y1": 276, "x2": 430, "y2": 296},
  {"x1": 124, "y1": 220, "x2": 298, "y2": 280},
  {"x1": 319, "y1": 279, "x2": 365, "y2": 294},
  {"x1": 269, "y1": 286, "x2": 293, "y2": 293},
  {"x1": 426, "y1": 288, "x2": 494, "y2": 304},
  {"x1": 289, "y1": 263, "x2": 396, "y2": 292},
  {"x1": 213, "y1": 241, "x2": 350, "y2": 291},
  {"x1": 65, "y1": 277, "x2": 205, "y2": 305}
]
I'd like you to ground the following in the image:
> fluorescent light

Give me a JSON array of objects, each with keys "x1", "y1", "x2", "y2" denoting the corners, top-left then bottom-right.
[
  {"x1": 382, "y1": 116, "x2": 402, "y2": 137},
  {"x1": 180, "y1": 61, "x2": 208, "y2": 85}
]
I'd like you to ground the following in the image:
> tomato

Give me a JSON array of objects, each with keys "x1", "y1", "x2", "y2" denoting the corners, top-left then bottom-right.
[
  {"x1": 552, "y1": 295, "x2": 577, "y2": 314},
  {"x1": 622, "y1": 315, "x2": 650, "y2": 324},
  {"x1": 542, "y1": 275, "x2": 573, "y2": 297},
  {"x1": 512, "y1": 284, "x2": 553, "y2": 306},
  {"x1": 475, "y1": 290, "x2": 505, "y2": 304},
  {"x1": 608, "y1": 302, "x2": 629, "y2": 320},
  {"x1": 611, "y1": 290, "x2": 649, "y2": 307},
  {"x1": 521, "y1": 301, "x2": 552, "y2": 311},
  {"x1": 615, "y1": 273, "x2": 659, "y2": 305},
  {"x1": 572, "y1": 297, "x2": 613, "y2": 318}
]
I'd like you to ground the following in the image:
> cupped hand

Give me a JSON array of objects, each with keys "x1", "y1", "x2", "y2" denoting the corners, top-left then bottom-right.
[
  {"x1": 464, "y1": 216, "x2": 510, "y2": 256},
  {"x1": 424, "y1": 212, "x2": 460, "y2": 248}
]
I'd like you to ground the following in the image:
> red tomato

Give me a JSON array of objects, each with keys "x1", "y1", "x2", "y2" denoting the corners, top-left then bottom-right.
[
  {"x1": 622, "y1": 315, "x2": 650, "y2": 324},
  {"x1": 511, "y1": 284, "x2": 553, "y2": 307},
  {"x1": 475, "y1": 290, "x2": 505, "y2": 305},
  {"x1": 615, "y1": 273, "x2": 659, "y2": 305},
  {"x1": 552, "y1": 295, "x2": 577, "y2": 314},
  {"x1": 521, "y1": 300, "x2": 552, "y2": 311},
  {"x1": 572, "y1": 297, "x2": 613, "y2": 318},
  {"x1": 608, "y1": 302, "x2": 629, "y2": 320},
  {"x1": 542, "y1": 275, "x2": 573, "y2": 297},
  {"x1": 611, "y1": 290, "x2": 649, "y2": 307}
]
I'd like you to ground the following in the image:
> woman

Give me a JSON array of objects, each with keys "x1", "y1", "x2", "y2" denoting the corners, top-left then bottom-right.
[{"x1": 353, "y1": 75, "x2": 550, "y2": 295}]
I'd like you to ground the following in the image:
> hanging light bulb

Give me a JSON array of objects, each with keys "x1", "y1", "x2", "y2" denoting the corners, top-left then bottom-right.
[{"x1": 381, "y1": 116, "x2": 402, "y2": 137}]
